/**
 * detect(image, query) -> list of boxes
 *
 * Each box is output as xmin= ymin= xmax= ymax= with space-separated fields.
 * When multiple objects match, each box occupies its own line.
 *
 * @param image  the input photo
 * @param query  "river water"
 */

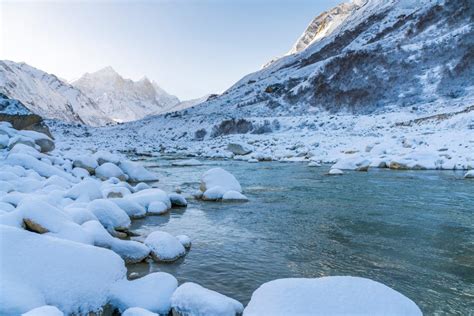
xmin=128 ymin=158 xmax=474 ymax=315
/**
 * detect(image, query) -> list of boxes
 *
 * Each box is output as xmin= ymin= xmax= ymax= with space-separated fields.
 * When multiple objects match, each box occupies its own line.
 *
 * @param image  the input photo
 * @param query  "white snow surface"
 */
xmin=243 ymin=276 xmax=422 ymax=316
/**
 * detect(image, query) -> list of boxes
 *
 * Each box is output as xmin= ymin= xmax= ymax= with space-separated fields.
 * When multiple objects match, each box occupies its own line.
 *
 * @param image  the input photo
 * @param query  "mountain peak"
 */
xmin=93 ymin=66 xmax=120 ymax=77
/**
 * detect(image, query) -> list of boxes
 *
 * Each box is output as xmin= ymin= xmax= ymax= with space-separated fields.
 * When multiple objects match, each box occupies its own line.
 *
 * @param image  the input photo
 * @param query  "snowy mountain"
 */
xmin=72 ymin=67 xmax=180 ymax=122
xmin=0 ymin=60 xmax=111 ymax=126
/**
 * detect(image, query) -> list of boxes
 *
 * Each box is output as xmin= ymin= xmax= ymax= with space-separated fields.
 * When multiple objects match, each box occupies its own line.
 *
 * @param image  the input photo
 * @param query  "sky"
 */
xmin=1 ymin=0 xmax=341 ymax=100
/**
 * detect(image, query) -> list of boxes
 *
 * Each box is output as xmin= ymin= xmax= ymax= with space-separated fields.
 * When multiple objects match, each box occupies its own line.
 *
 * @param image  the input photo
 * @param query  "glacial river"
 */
xmin=128 ymin=158 xmax=474 ymax=315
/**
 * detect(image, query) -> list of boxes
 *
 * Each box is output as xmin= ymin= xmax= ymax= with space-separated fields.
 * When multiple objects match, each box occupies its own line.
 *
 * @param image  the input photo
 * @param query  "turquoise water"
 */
xmin=129 ymin=159 xmax=474 ymax=315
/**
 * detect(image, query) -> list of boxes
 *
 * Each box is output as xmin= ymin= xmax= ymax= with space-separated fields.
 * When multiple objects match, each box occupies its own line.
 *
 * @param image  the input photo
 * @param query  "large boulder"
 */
xmin=200 ymin=168 xmax=242 ymax=193
xmin=243 ymin=277 xmax=422 ymax=316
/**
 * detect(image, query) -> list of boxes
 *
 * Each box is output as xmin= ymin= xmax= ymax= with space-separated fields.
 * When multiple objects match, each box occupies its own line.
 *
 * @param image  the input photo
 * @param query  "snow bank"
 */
xmin=144 ymin=231 xmax=186 ymax=262
xmin=122 ymin=307 xmax=158 ymax=316
xmin=243 ymin=276 xmax=422 ymax=316
xmin=171 ymin=282 xmax=244 ymax=316
xmin=0 ymin=225 xmax=126 ymax=315
xmin=109 ymin=272 xmax=177 ymax=314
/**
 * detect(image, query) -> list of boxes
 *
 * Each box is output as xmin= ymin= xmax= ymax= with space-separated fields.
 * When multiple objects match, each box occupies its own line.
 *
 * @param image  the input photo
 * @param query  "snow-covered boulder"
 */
xmin=171 ymin=282 xmax=244 ymax=316
xmin=21 ymin=305 xmax=63 ymax=316
xmin=93 ymin=151 xmax=121 ymax=165
xmin=119 ymin=161 xmax=158 ymax=182
xmin=227 ymin=142 xmax=253 ymax=155
xmin=109 ymin=272 xmax=177 ymax=314
xmin=72 ymin=156 xmax=98 ymax=174
xmin=222 ymin=190 xmax=248 ymax=202
xmin=0 ymin=225 xmax=126 ymax=315
xmin=87 ymin=199 xmax=131 ymax=230
xmin=308 ymin=161 xmax=321 ymax=167
xmin=176 ymin=234 xmax=192 ymax=249
xmin=18 ymin=130 xmax=55 ymax=153
xmin=129 ymin=188 xmax=171 ymax=209
xmin=144 ymin=231 xmax=186 ymax=262
xmin=169 ymin=193 xmax=188 ymax=207
xmin=328 ymin=168 xmax=343 ymax=175
xmin=243 ymin=277 xmax=422 ymax=316
xmin=147 ymin=201 xmax=169 ymax=215
xmin=464 ymin=170 xmax=474 ymax=179
xmin=200 ymin=168 xmax=242 ymax=193
xmin=82 ymin=220 xmax=149 ymax=263
xmin=95 ymin=163 xmax=127 ymax=181
xmin=171 ymin=159 xmax=203 ymax=166
xmin=111 ymin=198 xmax=147 ymax=219
xmin=65 ymin=178 xmax=102 ymax=202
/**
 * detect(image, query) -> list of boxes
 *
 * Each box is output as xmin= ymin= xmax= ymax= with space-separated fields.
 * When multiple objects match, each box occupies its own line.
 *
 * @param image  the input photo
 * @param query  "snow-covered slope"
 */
xmin=0 ymin=60 xmax=111 ymax=126
xmin=72 ymin=67 xmax=180 ymax=122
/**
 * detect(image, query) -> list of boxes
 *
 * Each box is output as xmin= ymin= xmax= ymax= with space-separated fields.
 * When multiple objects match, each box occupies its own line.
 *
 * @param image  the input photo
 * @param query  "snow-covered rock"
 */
xmin=119 ymin=160 xmax=158 ymax=182
xmin=87 ymin=199 xmax=131 ymax=230
xmin=328 ymin=168 xmax=343 ymax=175
xmin=147 ymin=201 xmax=169 ymax=215
xmin=200 ymin=168 xmax=242 ymax=193
xmin=72 ymin=156 xmax=98 ymax=174
xmin=227 ymin=142 xmax=253 ymax=155
xmin=171 ymin=282 xmax=244 ymax=316
xmin=243 ymin=277 xmax=422 ymax=316
xmin=169 ymin=193 xmax=188 ymax=207
xmin=129 ymin=188 xmax=171 ymax=209
xmin=144 ymin=231 xmax=186 ymax=262
xmin=222 ymin=190 xmax=248 ymax=201
xmin=111 ymin=198 xmax=147 ymax=219
xmin=109 ymin=272 xmax=178 ymax=314
xmin=176 ymin=234 xmax=192 ymax=249
xmin=464 ymin=170 xmax=474 ymax=179
xmin=95 ymin=162 xmax=127 ymax=181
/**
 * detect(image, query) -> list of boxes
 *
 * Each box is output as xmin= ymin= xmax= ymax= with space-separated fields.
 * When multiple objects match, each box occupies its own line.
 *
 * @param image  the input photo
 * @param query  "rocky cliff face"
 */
xmin=0 ymin=61 xmax=111 ymax=126
xmin=72 ymin=67 xmax=180 ymax=122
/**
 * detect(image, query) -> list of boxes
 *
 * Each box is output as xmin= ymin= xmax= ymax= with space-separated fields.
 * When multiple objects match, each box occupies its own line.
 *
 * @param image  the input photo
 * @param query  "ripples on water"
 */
xmin=129 ymin=159 xmax=474 ymax=314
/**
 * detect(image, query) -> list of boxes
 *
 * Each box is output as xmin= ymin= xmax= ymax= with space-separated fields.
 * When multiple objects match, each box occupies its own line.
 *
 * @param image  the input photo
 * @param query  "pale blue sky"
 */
xmin=1 ymin=0 xmax=341 ymax=100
